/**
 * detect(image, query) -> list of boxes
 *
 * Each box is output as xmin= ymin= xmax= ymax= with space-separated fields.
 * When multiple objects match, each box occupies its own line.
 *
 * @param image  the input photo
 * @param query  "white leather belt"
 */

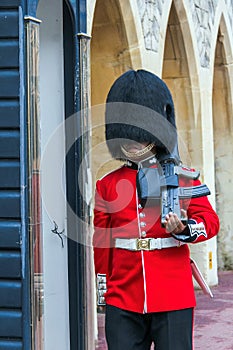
xmin=115 ymin=237 xmax=185 ymax=251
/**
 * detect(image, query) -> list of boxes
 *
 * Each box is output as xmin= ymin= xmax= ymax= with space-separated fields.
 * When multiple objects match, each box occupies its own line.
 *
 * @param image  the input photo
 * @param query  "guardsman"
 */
xmin=93 ymin=69 xmax=219 ymax=350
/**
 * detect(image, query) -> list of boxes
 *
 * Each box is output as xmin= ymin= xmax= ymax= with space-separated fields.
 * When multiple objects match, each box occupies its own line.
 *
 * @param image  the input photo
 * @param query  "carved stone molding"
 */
xmin=190 ymin=0 xmax=218 ymax=68
xmin=225 ymin=0 xmax=233 ymax=32
xmin=136 ymin=1 xmax=232 ymax=66
xmin=137 ymin=0 xmax=165 ymax=52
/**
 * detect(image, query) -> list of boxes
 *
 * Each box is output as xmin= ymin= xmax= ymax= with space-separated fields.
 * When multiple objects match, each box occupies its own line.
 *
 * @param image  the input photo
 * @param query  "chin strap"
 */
xmin=120 ymin=143 xmax=155 ymax=161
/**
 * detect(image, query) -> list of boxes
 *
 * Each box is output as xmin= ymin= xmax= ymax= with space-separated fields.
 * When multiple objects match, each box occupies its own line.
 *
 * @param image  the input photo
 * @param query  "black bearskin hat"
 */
xmin=105 ymin=69 xmax=180 ymax=161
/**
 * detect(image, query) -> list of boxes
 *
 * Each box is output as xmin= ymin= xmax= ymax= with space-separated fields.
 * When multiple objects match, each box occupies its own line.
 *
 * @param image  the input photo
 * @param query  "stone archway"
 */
xmin=213 ymin=18 xmax=233 ymax=270
xmin=161 ymin=2 xmax=219 ymax=283
xmin=162 ymin=2 xmax=198 ymax=167
xmin=91 ymin=0 xmax=132 ymax=106
xmin=91 ymin=0 xmax=141 ymax=180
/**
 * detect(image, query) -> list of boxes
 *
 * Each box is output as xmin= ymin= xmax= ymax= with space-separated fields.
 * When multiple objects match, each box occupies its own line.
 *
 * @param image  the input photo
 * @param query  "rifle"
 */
xmin=137 ymin=156 xmax=210 ymax=226
xmin=160 ymin=159 xmax=210 ymax=226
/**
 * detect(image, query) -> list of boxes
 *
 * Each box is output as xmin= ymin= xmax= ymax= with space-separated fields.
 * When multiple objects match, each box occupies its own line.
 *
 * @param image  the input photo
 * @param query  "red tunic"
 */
xmin=93 ymin=164 xmax=219 ymax=314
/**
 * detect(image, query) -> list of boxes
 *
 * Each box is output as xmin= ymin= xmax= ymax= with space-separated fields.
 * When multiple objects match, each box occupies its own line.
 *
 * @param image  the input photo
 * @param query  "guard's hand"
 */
xmin=164 ymin=209 xmax=187 ymax=234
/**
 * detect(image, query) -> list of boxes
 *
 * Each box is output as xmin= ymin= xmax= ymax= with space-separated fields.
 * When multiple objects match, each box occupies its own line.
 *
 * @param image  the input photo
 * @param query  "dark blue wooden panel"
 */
xmin=0 ymin=251 xmax=21 ymax=278
xmin=0 ymin=71 xmax=19 ymax=98
xmin=0 ymin=100 xmax=20 ymax=128
xmin=0 ymin=40 xmax=19 ymax=67
xmin=26 ymin=0 xmax=39 ymax=17
xmin=0 ymin=340 xmax=22 ymax=350
xmin=0 ymin=10 xmax=19 ymax=38
xmin=0 ymin=221 xmax=20 ymax=248
xmin=0 ymin=310 xmax=22 ymax=337
xmin=0 ymin=280 xmax=21 ymax=307
xmin=0 ymin=131 xmax=20 ymax=158
xmin=0 ymin=161 xmax=20 ymax=188
xmin=0 ymin=1 xmax=21 ymax=6
xmin=0 ymin=2 xmax=28 ymax=347
xmin=0 ymin=191 xmax=20 ymax=218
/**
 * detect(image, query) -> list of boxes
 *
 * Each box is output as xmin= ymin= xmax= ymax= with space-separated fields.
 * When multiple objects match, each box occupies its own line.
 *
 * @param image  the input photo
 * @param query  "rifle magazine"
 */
xmin=178 ymin=184 xmax=211 ymax=199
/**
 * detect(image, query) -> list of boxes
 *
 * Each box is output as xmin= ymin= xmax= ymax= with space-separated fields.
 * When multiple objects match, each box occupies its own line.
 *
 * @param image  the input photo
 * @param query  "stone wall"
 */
xmin=88 ymin=0 xmax=233 ymax=281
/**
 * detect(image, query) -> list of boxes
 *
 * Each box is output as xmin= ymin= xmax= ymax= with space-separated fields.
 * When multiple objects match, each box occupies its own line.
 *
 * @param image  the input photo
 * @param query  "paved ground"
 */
xmin=194 ymin=270 xmax=233 ymax=350
xmin=96 ymin=270 xmax=233 ymax=349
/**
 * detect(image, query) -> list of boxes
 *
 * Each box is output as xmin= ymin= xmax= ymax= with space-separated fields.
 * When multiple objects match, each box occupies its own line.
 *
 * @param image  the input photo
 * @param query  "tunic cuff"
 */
xmin=172 ymin=219 xmax=207 ymax=243
xmin=96 ymin=273 xmax=107 ymax=306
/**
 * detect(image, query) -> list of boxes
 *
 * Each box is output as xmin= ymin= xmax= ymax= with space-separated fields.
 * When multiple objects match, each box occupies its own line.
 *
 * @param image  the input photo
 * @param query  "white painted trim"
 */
xmin=37 ymin=1 xmax=70 ymax=349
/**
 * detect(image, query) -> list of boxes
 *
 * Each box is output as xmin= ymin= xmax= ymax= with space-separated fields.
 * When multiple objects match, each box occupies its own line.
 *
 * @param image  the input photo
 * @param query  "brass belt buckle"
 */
xmin=136 ymin=238 xmax=151 ymax=251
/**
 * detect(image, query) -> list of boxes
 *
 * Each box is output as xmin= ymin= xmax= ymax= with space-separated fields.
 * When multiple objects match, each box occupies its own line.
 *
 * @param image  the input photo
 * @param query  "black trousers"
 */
xmin=105 ymin=305 xmax=193 ymax=350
